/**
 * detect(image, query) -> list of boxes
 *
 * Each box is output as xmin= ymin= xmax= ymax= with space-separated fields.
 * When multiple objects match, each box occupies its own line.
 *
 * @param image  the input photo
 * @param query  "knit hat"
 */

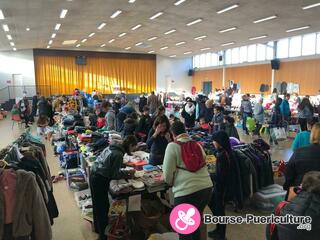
xmin=211 ymin=131 xmax=232 ymax=153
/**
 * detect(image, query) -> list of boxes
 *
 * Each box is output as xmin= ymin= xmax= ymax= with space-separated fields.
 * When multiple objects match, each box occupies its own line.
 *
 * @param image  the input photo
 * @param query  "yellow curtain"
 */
xmin=34 ymin=55 xmax=156 ymax=96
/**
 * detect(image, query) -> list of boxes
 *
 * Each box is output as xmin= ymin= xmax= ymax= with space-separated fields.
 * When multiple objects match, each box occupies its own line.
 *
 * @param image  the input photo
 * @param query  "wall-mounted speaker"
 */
xmin=219 ymin=55 xmax=223 ymax=62
xmin=271 ymin=59 xmax=280 ymax=70
xmin=188 ymin=69 xmax=194 ymax=76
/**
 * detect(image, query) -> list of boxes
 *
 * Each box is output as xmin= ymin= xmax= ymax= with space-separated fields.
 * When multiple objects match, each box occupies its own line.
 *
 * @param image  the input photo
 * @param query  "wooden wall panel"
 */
xmin=225 ymin=64 xmax=271 ymax=94
xmin=192 ymin=69 xmax=223 ymax=92
xmin=274 ymin=59 xmax=320 ymax=95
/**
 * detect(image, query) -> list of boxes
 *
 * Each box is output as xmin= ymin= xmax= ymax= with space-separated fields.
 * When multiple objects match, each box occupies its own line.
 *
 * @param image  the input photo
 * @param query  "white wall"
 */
xmin=0 ymin=49 xmax=35 ymax=89
xmin=156 ymin=55 xmax=193 ymax=93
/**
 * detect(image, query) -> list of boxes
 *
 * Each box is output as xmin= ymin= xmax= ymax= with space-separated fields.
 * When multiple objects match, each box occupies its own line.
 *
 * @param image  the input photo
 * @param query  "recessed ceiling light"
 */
xmin=216 ymin=4 xmax=239 ymax=14
xmin=13 ymin=48 xmax=16 ymax=51
xmin=169 ymin=55 xmax=177 ymax=58
xmin=148 ymin=36 xmax=158 ymax=41
xmin=219 ymin=27 xmax=237 ymax=33
xmin=253 ymin=15 xmax=277 ymax=24
xmin=51 ymin=33 xmax=56 ymax=38
xmin=97 ymin=23 xmax=106 ymax=30
xmin=110 ymin=10 xmax=122 ymax=19
xmin=174 ymin=0 xmax=186 ymax=6
xmin=108 ymin=39 xmax=115 ymax=43
xmin=164 ymin=29 xmax=176 ymax=35
xmin=100 ymin=44 xmax=106 ymax=47
xmin=89 ymin=32 xmax=95 ymax=37
xmin=302 ymin=2 xmax=320 ymax=10
xmin=48 ymin=40 xmax=53 ymax=45
xmin=176 ymin=41 xmax=186 ymax=46
xmin=221 ymin=42 xmax=235 ymax=46
xmin=10 ymin=42 xmax=15 ymax=46
xmin=125 ymin=47 xmax=131 ymax=50
xmin=26 ymin=27 xmax=30 ymax=31
xmin=186 ymin=18 xmax=202 ymax=26
xmin=63 ymin=40 xmax=77 ymax=45
xmin=129 ymin=0 xmax=136 ymax=3
xmin=149 ymin=12 xmax=163 ymax=20
xmin=184 ymin=51 xmax=192 ymax=55
xmin=60 ymin=9 xmax=68 ymax=18
xmin=135 ymin=42 xmax=143 ymax=46
xmin=0 ymin=9 xmax=5 ymax=19
xmin=160 ymin=46 xmax=168 ymax=50
xmin=148 ymin=50 xmax=155 ymax=53
xmin=6 ymin=35 xmax=12 ymax=40
xmin=286 ymin=25 xmax=310 ymax=32
xmin=55 ymin=23 xmax=61 ymax=30
xmin=81 ymin=38 xmax=87 ymax=43
xmin=2 ymin=24 xmax=9 ymax=32
xmin=201 ymin=47 xmax=211 ymax=51
xmin=118 ymin=32 xmax=127 ymax=37
xmin=131 ymin=24 xmax=142 ymax=30
xmin=76 ymin=44 xmax=80 ymax=47
xmin=46 ymin=46 xmax=50 ymax=49
xmin=249 ymin=35 xmax=268 ymax=40
xmin=194 ymin=35 xmax=207 ymax=40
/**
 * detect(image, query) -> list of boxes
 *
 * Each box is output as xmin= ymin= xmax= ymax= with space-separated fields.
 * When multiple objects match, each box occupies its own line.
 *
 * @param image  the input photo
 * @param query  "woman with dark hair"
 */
xmin=90 ymin=136 xmax=137 ymax=240
xmin=151 ymin=105 xmax=165 ymax=123
xmin=298 ymin=97 xmax=314 ymax=131
xmin=147 ymin=115 xmax=172 ymax=165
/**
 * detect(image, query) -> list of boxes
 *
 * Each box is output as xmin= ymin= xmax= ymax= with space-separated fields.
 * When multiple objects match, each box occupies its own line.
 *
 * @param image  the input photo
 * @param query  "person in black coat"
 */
xmin=284 ymin=123 xmax=320 ymax=191
xmin=146 ymin=115 xmax=172 ymax=165
xmin=30 ymin=92 xmax=39 ymax=122
xmin=90 ymin=136 xmax=137 ymax=240
xmin=122 ymin=112 xmax=138 ymax=138
xmin=223 ymin=115 xmax=240 ymax=140
xmin=208 ymin=131 xmax=239 ymax=240
xmin=136 ymin=106 xmax=152 ymax=141
xmin=139 ymin=94 xmax=147 ymax=113
xmin=181 ymin=98 xmax=196 ymax=129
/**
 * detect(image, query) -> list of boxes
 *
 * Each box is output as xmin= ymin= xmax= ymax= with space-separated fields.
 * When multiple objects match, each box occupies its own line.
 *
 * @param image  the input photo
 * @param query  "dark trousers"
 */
xmin=298 ymin=118 xmax=308 ymax=131
xmin=174 ymin=187 xmax=212 ymax=240
xmin=90 ymin=173 xmax=110 ymax=240
xmin=242 ymin=112 xmax=252 ymax=134
xmin=208 ymin=188 xmax=226 ymax=238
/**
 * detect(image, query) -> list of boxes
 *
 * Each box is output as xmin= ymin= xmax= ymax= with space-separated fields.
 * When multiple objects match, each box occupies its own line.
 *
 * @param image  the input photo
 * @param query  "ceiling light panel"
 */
xmin=125 ymin=47 xmax=131 ymax=50
xmin=131 ymin=24 xmax=142 ymax=30
xmin=176 ymin=41 xmax=186 ymax=46
xmin=100 ymin=44 xmax=106 ymax=47
xmin=2 ymin=24 xmax=9 ymax=32
xmin=13 ymin=48 xmax=16 ymax=51
xmin=221 ymin=42 xmax=235 ymax=46
xmin=97 ymin=23 xmax=106 ymax=30
xmin=201 ymin=47 xmax=211 ymax=51
xmin=109 ymin=39 xmax=115 ymax=43
xmin=149 ymin=12 xmax=163 ymax=20
xmin=302 ymin=2 xmax=320 ymax=10
xmin=76 ymin=44 xmax=80 ymax=47
xmin=51 ymin=33 xmax=56 ymax=38
xmin=286 ymin=25 xmax=310 ymax=32
xmin=135 ymin=42 xmax=143 ymax=46
xmin=118 ymin=32 xmax=127 ymax=37
xmin=0 ymin=10 xmax=5 ymax=19
xmin=10 ymin=42 xmax=14 ymax=46
xmin=186 ymin=18 xmax=202 ymax=26
xmin=184 ymin=51 xmax=192 ymax=54
xmin=194 ymin=35 xmax=206 ymax=40
xmin=63 ymin=40 xmax=77 ymax=45
xmin=217 ymin=4 xmax=239 ymax=14
xmin=169 ymin=55 xmax=177 ymax=57
xmin=89 ymin=32 xmax=95 ymax=37
xmin=249 ymin=35 xmax=267 ymax=40
xmin=26 ymin=28 xmax=30 ymax=31
xmin=129 ymin=0 xmax=136 ymax=3
xmin=219 ymin=27 xmax=237 ymax=33
xmin=81 ymin=39 xmax=87 ymax=43
xmin=253 ymin=15 xmax=277 ymax=23
xmin=60 ymin=9 xmax=68 ymax=18
xmin=48 ymin=40 xmax=53 ymax=45
xmin=160 ymin=46 xmax=168 ymax=50
xmin=174 ymin=0 xmax=186 ymax=6
xmin=6 ymin=35 xmax=12 ymax=40
xmin=46 ymin=46 xmax=50 ymax=49
xmin=55 ymin=24 xmax=61 ymax=30
xmin=148 ymin=50 xmax=155 ymax=53
xmin=164 ymin=29 xmax=176 ymax=35
xmin=110 ymin=10 xmax=122 ymax=19
xmin=148 ymin=36 xmax=158 ymax=41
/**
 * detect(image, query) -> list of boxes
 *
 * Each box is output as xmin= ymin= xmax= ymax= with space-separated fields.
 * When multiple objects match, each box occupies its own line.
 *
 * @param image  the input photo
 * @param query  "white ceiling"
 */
xmin=0 ymin=0 xmax=320 ymax=57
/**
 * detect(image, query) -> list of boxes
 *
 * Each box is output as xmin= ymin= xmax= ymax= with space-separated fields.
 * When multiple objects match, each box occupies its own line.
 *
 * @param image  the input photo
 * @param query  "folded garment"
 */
xmin=128 ymin=179 xmax=144 ymax=189
xmin=109 ymin=179 xmax=133 ymax=195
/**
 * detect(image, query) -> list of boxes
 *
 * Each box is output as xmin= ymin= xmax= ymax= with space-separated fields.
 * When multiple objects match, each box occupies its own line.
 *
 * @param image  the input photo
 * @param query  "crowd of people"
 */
xmin=8 ymin=88 xmax=320 ymax=240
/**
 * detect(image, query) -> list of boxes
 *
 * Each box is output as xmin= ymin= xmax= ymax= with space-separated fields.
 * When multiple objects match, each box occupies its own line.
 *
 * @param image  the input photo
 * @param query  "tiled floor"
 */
xmin=0 ymin=117 xmax=293 ymax=240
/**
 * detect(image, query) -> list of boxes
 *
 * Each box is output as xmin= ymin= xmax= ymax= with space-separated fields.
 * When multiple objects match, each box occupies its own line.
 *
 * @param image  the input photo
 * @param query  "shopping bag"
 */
xmin=259 ymin=125 xmax=268 ymax=136
xmin=271 ymin=127 xmax=287 ymax=141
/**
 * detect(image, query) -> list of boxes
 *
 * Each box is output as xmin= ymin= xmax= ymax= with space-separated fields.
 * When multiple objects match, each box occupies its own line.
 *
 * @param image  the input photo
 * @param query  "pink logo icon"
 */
xmin=169 ymin=204 xmax=201 ymax=235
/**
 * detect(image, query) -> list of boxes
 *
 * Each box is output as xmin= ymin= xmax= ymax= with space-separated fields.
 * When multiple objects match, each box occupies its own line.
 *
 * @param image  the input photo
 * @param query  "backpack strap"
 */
xmin=269 ymin=201 xmax=288 ymax=238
